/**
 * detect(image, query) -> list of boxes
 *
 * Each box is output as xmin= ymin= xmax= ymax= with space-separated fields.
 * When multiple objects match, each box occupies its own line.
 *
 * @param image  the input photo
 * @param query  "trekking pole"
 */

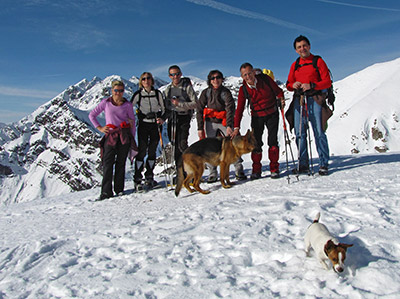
xmin=304 ymin=94 xmax=314 ymax=176
xmin=280 ymin=106 xmax=298 ymax=183
xmin=170 ymin=109 xmax=177 ymax=185
xmin=157 ymin=123 xmax=172 ymax=190
xmin=297 ymin=95 xmax=304 ymax=179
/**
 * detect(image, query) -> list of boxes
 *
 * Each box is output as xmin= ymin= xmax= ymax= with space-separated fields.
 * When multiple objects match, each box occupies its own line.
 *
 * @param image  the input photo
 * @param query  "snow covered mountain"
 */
xmin=328 ymin=57 xmax=400 ymax=155
xmin=0 ymin=75 xmax=167 ymax=204
xmin=1 ymin=57 xmax=400 ymax=203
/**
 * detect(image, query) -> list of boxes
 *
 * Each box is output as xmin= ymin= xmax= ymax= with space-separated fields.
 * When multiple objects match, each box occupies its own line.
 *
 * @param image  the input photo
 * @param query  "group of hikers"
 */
xmin=89 ymin=35 xmax=334 ymax=201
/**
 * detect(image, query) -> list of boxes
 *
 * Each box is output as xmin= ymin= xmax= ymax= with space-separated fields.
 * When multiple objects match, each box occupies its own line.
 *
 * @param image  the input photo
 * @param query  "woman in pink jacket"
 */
xmin=89 ymin=80 xmax=136 ymax=201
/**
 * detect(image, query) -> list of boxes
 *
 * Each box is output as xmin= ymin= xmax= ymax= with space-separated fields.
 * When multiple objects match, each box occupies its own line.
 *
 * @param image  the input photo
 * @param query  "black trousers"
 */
xmin=102 ymin=137 xmax=130 ymax=196
xmin=168 ymin=114 xmax=191 ymax=166
xmin=251 ymin=111 xmax=279 ymax=153
xmin=134 ymin=120 xmax=160 ymax=182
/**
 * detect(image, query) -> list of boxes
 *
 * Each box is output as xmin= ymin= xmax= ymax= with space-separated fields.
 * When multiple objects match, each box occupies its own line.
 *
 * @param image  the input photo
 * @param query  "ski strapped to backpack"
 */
xmin=294 ymin=55 xmax=335 ymax=111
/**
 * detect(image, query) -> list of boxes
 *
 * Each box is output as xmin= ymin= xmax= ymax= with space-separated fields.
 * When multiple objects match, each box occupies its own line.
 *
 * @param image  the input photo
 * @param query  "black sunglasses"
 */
xmin=113 ymin=89 xmax=124 ymax=93
xmin=141 ymin=76 xmax=152 ymax=81
xmin=210 ymin=75 xmax=222 ymax=80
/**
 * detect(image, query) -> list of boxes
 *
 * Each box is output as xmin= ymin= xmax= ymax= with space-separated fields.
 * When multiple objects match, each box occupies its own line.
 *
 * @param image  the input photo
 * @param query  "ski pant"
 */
xmin=294 ymin=95 xmax=329 ymax=168
xmin=101 ymin=136 xmax=130 ymax=197
xmin=204 ymin=120 xmax=244 ymax=177
xmin=168 ymin=114 xmax=191 ymax=167
xmin=251 ymin=111 xmax=280 ymax=173
xmin=134 ymin=120 xmax=160 ymax=183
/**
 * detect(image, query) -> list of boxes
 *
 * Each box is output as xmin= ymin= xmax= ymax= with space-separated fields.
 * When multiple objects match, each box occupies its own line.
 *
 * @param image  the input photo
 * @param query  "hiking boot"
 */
xmin=292 ymin=165 xmax=309 ymax=174
xmin=207 ymin=174 xmax=218 ymax=183
xmin=135 ymin=182 xmax=144 ymax=193
xmin=270 ymin=172 xmax=280 ymax=179
xmin=235 ymin=170 xmax=247 ymax=181
xmin=318 ymin=166 xmax=329 ymax=176
xmin=145 ymin=179 xmax=158 ymax=189
xmin=170 ymin=176 xmax=177 ymax=186
xmin=250 ymin=172 xmax=261 ymax=180
xmin=96 ymin=193 xmax=111 ymax=201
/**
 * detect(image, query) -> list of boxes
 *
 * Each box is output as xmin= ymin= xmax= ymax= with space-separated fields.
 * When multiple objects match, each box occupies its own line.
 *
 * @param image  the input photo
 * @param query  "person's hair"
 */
xmin=168 ymin=65 xmax=181 ymax=74
xmin=240 ymin=62 xmax=253 ymax=71
xmin=207 ymin=70 xmax=224 ymax=87
xmin=139 ymin=72 xmax=154 ymax=89
xmin=293 ymin=35 xmax=310 ymax=49
xmin=111 ymin=80 xmax=125 ymax=89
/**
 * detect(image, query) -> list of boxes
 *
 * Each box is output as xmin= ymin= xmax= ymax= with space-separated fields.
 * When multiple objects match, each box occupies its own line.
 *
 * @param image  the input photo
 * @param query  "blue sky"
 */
xmin=1 ymin=0 xmax=399 ymax=123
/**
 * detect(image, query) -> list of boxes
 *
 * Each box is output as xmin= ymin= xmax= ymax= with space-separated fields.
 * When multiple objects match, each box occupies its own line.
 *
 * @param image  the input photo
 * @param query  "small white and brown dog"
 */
xmin=304 ymin=212 xmax=353 ymax=273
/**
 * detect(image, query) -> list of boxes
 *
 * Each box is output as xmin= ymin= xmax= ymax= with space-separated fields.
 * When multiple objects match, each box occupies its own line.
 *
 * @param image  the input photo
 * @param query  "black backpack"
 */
xmin=294 ymin=55 xmax=335 ymax=111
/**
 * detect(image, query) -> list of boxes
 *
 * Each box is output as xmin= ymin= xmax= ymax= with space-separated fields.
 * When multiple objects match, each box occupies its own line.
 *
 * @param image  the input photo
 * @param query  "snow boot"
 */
xmin=269 ymin=146 xmax=280 ymax=179
xmin=134 ymin=160 xmax=145 ymax=182
xmin=234 ymin=160 xmax=247 ymax=181
xmin=319 ymin=166 xmax=328 ymax=176
xmin=251 ymin=151 xmax=262 ymax=179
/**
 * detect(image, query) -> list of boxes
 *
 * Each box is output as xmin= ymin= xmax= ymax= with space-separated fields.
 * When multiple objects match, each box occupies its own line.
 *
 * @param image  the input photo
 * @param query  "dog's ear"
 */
xmin=339 ymin=243 xmax=353 ymax=250
xmin=324 ymin=240 xmax=336 ymax=255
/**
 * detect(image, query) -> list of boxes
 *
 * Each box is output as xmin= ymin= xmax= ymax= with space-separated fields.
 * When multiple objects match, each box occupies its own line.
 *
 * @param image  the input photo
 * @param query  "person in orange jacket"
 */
xmin=197 ymin=70 xmax=246 ymax=182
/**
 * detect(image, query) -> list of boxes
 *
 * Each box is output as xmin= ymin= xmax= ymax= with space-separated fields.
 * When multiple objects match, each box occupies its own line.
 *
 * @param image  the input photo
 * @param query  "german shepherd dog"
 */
xmin=175 ymin=129 xmax=256 ymax=196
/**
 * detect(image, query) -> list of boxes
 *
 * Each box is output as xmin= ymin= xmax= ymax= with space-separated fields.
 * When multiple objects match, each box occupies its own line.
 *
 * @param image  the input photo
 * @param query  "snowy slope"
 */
xmin=328 ymin=57 xmax=400 ymax=155
xmin=0 ymin=153 xmax=399 ymax=298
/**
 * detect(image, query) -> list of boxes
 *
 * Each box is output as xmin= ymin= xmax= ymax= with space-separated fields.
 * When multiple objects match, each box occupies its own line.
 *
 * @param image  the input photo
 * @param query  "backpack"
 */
xmin=131 ymin=88 xmax=163 ymax=120
xmin=294 ymin=55 xmax=335 ymax=111
xmin=205 ymin=86 xmax=230 ymax=103
xmin=242 ymin=73 xmax=278 ymax=112
xmin=165 ymin=77 xmax=195 ymax=115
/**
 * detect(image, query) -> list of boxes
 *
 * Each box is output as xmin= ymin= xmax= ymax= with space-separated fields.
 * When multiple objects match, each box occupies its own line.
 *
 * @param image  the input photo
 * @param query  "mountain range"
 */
xmin=1 ymin=57 xmax=399 ymax=204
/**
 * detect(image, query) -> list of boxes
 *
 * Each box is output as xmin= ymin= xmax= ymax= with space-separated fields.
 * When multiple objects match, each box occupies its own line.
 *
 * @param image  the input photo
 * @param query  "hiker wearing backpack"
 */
xmin=164 ymin=65 xmax=198 ymax=175
xmin=131 ymin=72 xmax=167 ymax=192
xmin=232 ymin=63 xmax=285 ymax=180
xmin=196 ymin=70 xmax=246 ymax=183
xmin=286 ymin=35 xmax=331 ymax=176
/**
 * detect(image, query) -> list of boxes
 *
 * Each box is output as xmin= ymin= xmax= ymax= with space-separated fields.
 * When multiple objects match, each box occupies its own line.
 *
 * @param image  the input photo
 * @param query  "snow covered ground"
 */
xmin=1 ymin=152 xmax=400 ymax=298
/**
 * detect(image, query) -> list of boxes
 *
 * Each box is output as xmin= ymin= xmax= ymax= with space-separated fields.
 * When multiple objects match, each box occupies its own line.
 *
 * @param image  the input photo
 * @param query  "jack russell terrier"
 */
xmin=304 ymin=212 xmax=353 ymax=273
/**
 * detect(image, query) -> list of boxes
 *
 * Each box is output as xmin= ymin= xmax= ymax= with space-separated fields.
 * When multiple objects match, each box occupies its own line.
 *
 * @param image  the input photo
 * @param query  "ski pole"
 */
xmin=158 ymin=123 xmax=172 ymax=190
xmin=297 ymin=95 xmax=304 ymax=179
xmin=304 ymin=94 xmax=314 ymax=176
xmin=171 ymin=109 xmax=177 ymax=175
xmin=280 ymin=106 xmax=298 ymax=183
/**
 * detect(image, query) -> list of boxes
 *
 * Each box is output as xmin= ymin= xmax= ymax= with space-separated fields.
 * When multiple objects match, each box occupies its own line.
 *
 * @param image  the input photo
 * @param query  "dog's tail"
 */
xmin=313 ymin=212 xmax=321 ymax=223
xmin=174 ymin=156 xmax=184 ymax=197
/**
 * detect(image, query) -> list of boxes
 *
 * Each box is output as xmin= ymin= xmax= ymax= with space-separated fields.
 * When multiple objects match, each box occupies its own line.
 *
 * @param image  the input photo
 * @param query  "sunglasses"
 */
xmin=211 ymin=75 xmax=222 ymax=80
xmin=113 ymin=89 xmax=124 ymax=93
xmin=141 ymin=77 xmax=152 ymax=81
xmin=169 ymin=72 xmax=181 ymax=77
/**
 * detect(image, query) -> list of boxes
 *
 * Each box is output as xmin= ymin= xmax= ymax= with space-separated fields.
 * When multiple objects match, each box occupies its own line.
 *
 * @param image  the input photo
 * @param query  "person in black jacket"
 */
xmin=131 ymin=72 xmax=167 ymax=191
xmin=197 ymin=70 xmax=246 ymax=182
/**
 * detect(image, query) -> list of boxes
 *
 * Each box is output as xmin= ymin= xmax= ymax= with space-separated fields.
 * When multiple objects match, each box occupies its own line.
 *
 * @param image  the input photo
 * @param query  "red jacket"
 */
xmin=286 ymin=54 xmax=331 ymax=92
xmin=234 ymin=75 xmax=283 ymax=129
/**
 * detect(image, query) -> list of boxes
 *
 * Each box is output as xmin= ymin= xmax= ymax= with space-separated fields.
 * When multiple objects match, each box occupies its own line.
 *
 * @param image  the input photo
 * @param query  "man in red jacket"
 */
xmin=232 ymin=63 xmax=285 ymax=179
xmin=286 ymin=35 xmax=331 ymax=175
